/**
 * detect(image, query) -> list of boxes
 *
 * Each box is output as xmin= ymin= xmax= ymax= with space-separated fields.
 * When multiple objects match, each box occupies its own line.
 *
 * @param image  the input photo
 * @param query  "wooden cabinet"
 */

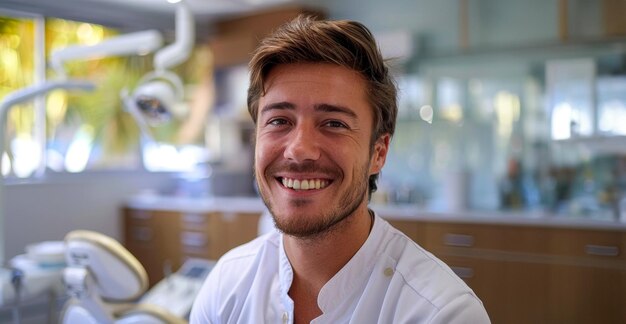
xmin=402 ymin=221 xmax=626 ymax=324
xmin=209 ymin=6 xmax=325 ymax=67
xmin=123 ymin=207 xmax=260 ymax=286
xmin=123 ymin=209 xmax=181 ymax=287
xmin=122 ymin=205 xmax=626 ymax=322
xmin=178 ymin=211 xmax=261 ymax=260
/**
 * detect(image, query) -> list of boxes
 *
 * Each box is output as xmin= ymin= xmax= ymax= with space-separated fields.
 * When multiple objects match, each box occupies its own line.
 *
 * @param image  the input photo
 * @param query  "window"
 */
xmin=45 ymin=18 xmax=151 ymax=173
xmin=0 ymin=16 xmax=36 ymax=177
xmin=1 ymin=14 xmax=212 ymax=177
xmin=597 ymin=76 xmax=626 ymax=136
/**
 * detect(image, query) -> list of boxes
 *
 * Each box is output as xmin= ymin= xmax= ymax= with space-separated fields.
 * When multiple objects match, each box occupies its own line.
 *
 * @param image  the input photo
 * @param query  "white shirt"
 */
xmin=190 ymin=214 xmax=490 ymax=323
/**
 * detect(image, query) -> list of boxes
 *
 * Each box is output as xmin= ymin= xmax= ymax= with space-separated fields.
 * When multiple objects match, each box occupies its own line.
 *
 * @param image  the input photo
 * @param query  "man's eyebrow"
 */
xmin=315 ymin=103 xmax=358 ymax=120
xmin=260 ymin=102 xmax=358 ymax=120
xmin=260 ymin=102 xmax=295 ymax=115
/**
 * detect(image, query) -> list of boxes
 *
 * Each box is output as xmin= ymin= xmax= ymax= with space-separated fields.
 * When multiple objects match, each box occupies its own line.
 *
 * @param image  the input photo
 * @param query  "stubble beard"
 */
xmin=256 ymin=160 xmax=370 ymax=240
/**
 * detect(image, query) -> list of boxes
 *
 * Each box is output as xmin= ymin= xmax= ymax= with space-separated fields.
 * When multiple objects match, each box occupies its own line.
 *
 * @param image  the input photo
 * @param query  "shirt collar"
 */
xmin=277 ymin=212 xmax=388 ymax=314
xmin=279 ymin=235 xmax=295 ymax=313
xmin=316 ymin=212 xmax=386 ymax=311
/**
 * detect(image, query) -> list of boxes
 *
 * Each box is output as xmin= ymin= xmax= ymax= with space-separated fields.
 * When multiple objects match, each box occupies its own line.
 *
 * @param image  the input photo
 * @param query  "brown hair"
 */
xmin=247 ymin=15 xmax=398 ymax=196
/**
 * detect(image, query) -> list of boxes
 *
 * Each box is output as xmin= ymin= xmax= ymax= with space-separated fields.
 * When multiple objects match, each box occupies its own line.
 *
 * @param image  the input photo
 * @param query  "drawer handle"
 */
xmin=444 ymin=234 xmax=474 ymax=247
xmin=182 ymin=213 xmax=207 ymax=225
xmin=181 ymin=232 xmax=208 ymax=247
xmin=221 ymin=212 xmax=236 ymax=222
xmin=585 ymin=244 xmax=619 ymax=257
xmin=131 ymin=211 xmax=152 ymax=220
xmin=451 ymin=266 xmax=474 ymax=279
xmin=132 ymin=227 xmax=152 ymax=241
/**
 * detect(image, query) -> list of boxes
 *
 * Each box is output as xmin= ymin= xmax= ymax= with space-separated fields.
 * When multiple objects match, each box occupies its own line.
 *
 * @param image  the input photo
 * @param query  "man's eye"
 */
xmin=325 ymin=120 xmax=347 ymax=128
xmin=268 ymin=118 xmax=288 ymax=126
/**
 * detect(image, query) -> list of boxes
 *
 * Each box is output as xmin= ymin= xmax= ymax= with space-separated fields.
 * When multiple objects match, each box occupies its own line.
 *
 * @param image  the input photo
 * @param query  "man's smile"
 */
xmin=278 ymin=177 xmax=331 ymax=190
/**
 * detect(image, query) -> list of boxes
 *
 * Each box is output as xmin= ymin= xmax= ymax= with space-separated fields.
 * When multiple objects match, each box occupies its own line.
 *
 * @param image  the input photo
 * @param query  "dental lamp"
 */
xmin=51 ymin=0 xmax=194 ymax=131
xmin=122 ymin=0 xmax=194 ymax=132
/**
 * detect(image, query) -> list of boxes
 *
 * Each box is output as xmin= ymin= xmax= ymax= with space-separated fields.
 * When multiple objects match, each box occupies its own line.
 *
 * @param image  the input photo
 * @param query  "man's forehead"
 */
xmin=257 ymin=62 xmax=372 ymax=123
xmin=263 ymin=63 xmax=364 ymax=90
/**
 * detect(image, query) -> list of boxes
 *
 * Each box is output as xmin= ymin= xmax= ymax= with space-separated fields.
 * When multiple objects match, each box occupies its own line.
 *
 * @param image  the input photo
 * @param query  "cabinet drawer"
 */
xmin=549 ymin=228 xmax=626 ymax=260
xmin=423 ymin=223 xmax=554 ymax=255
xmin=425 ymin=223 xmax=588 ymax=256
xmin=425 ymin=222 xmax=626 ymax=265
xmin=127 ymin=209 xmax=153 ymax=221
xmin=125 ymin=209 xmax=180 ymax=228
xmin=181 ymin=231 xmax=209 ymax=248
xmin=128 ymin=226 xmax=154 ymax=243
xmin=180 ymin=231 xmax=220 ymax=259
xmin=423 ymin=223 xmax=496 ymax=251
xmin=180 ymin=212 xmax=216 ymax=230
xmin=125 ymin=210 xmax=155 ymax=229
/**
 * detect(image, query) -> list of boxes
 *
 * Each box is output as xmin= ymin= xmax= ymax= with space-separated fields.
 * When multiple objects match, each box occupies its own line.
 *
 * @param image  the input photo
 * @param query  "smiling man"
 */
xmin=190 ymin=16 xmax=490 ymax=324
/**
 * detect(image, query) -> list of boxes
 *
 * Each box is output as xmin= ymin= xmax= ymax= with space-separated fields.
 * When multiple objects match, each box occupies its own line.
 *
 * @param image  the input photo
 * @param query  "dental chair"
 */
xmin=61 ymin=230 xmax=186 ymax=324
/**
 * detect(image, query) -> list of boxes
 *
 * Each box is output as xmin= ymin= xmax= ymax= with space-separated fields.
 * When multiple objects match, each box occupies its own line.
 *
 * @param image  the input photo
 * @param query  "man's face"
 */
xmin=254 ymin=63 xmax=389 ymax=238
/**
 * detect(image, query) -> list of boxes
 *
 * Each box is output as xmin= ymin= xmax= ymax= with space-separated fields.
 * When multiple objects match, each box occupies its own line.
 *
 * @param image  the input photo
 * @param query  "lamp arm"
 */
xmin=0 ymin=80 xmax=96 ymax=174
xmin=49 ymin=30 xmax=163 ymax=78
xmin=154 ymin=1 xmax=194 ymax=71
xmin=0 ymin=80 xmax=95 ymax=117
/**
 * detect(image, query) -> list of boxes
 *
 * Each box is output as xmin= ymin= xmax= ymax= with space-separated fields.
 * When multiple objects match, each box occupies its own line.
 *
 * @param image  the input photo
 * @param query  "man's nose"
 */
xmin=283 ymin=125 xmax=320 ymax=162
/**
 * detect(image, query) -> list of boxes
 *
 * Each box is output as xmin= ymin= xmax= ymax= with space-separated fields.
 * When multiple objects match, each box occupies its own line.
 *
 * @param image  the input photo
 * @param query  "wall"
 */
xmin=303 ymin=0 xmax=605 ymax=55
xmin=304 ymin=0 xmax=461 ymax=53
xmin=3 ymin=171 xmax=175 ymax=260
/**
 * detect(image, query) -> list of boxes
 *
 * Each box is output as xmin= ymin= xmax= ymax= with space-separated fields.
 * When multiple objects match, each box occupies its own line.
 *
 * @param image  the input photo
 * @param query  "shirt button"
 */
xmin=282 ymin=312 xmax=289 ymax=323
xmin=384 ymin=267 xmax=394 ymax=277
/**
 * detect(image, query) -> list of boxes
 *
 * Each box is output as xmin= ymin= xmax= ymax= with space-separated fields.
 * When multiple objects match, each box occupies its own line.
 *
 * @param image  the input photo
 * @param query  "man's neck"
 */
xmin=283 ymin=202 xmax=373 ymax=322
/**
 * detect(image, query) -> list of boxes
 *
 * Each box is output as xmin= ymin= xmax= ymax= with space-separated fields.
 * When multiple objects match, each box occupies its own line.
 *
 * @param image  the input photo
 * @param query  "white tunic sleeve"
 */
xmin=427 ymin=293 xmax=491 ymax=324
xmin=189 ymin=260 xmax=221 ymax=324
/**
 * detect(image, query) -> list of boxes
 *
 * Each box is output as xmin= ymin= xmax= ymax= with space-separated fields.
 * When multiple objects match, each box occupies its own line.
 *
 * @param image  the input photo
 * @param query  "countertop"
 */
xmin=125 ymin=194 xmax=626 ymax=231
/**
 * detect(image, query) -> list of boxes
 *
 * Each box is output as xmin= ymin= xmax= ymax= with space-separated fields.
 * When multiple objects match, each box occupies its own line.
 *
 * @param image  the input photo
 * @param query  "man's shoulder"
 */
xmin=190 ymin=231 xmax=282 ymax=323
xmin=202 ymin=231 xmax=281 ymax=298
xmin=382 ymin=223 xmax=483 ymax=310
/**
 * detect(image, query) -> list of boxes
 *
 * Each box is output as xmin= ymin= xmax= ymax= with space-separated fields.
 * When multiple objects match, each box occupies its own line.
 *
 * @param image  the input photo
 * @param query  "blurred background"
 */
xmin=1 ymin=0 xmax=626 ymax=323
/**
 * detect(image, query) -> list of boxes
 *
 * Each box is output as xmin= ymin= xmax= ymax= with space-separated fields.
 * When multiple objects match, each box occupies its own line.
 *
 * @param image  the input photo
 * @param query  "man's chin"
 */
xmin=275 ymin=220 xmax=334 ymax=239
xmin=272 ymin=207 xmax=356 ymax=239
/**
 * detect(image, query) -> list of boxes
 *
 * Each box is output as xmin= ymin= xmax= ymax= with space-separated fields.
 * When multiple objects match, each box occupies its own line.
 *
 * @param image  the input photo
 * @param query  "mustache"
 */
xmin=266 ymin=160 xmax=340 ymax=177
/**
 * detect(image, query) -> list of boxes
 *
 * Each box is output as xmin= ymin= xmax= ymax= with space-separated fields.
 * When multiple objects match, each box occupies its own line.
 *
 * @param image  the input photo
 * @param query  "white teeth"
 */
xmin=281 ymin=178 xmax=328 ymax=190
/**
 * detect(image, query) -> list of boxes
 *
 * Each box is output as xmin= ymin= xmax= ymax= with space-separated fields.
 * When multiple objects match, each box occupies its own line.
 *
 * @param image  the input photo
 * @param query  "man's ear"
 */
xmin=369 ymin=134 xmax=390 ymax=175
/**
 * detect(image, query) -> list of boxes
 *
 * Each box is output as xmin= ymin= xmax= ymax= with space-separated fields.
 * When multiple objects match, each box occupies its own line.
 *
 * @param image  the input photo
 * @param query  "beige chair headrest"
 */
xmin=65 ymin=230 xmax=149 ymax=301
